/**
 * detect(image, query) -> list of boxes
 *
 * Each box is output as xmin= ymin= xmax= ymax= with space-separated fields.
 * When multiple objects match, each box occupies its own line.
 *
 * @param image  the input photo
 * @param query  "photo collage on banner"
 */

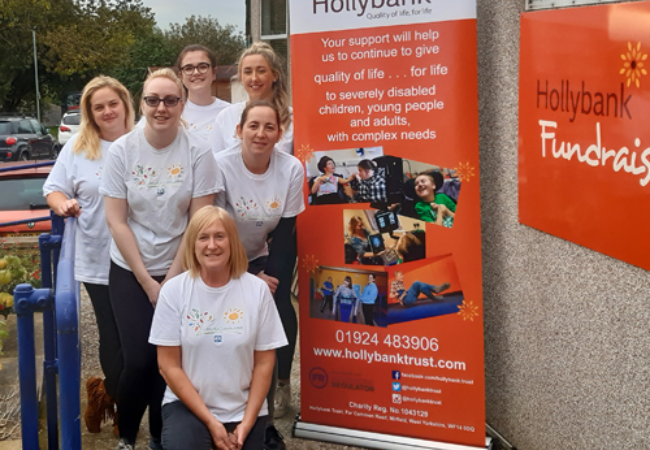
xmin=519 ymin=2 xmax=650 ymax=271
xmin=291 ymin=0 xmax=485 ymax=447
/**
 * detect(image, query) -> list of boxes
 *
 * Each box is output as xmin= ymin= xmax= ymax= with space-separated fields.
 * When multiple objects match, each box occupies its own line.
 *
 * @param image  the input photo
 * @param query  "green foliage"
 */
xmin=0 ymin=242 xmax=42 ymax=319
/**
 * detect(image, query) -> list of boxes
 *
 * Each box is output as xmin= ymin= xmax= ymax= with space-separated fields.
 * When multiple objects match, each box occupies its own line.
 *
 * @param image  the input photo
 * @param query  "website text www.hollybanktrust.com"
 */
xmin=313 ymin=347 xmax=467 ymax=371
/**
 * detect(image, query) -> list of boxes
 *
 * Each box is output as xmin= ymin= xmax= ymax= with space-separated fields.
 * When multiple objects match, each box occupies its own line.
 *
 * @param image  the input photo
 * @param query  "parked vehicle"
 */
xmin=0 ymin=117 xmax=60 ymax=162
xmin=0 ymin=162 xmax=52 ymax=236
xmin=58 ymin=111 xmax=81 ymax=146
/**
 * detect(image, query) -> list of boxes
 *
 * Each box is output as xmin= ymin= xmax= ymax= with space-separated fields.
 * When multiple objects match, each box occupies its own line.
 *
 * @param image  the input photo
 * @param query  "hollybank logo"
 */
xmin=535 ymin=41 xmax=650 ymax=188
xmin=309 ymin=367 xmax=328 ymax=389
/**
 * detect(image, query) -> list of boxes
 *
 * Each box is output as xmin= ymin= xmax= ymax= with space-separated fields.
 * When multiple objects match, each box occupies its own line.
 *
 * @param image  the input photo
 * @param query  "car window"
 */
xmin=62 ymin=114 xmax=81 ymax=125
xmin=17 ymin=120 xmax=34 ymax=134
xmin=0 ymin=177 xmax=47 ymax=211
xmin=30 ymin=119 xmax=43 ymax=134
xmin=0 ymin=122 xmax=11 ymax=134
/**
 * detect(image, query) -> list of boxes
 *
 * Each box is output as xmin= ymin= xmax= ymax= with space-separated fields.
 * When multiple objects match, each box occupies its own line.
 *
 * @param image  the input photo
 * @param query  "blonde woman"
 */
xmin=43 ymin=76 xmax=134 ymax=434
xmin=209 ymin=42 xmax=293 ymax=155
xmin=150 ymin=206 xmax=286 ymax=450
xmin=100 ymin=69 xmax=222 ymax=450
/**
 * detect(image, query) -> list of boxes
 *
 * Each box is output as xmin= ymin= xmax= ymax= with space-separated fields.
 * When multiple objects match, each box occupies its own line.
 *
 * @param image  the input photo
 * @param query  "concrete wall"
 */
xmin=477 ymin=1 xmax=650 ymax=449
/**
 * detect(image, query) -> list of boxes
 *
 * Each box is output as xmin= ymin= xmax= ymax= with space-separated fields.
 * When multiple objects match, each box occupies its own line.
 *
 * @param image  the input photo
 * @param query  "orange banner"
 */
xmin=291 ymin=1 xmax=485 ymax=446
xmin=519 ymin=2 xmax=650 ymax=270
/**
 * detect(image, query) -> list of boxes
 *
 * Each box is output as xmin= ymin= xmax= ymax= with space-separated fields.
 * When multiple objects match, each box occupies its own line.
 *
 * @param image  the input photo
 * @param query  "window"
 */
xmin=261 ymin=0 xmax=287 ymax=38
xmin=0 ymin=122 xmax=11 ymax=134
xmin=17 ymin=120 xmax=34 ymax=134
xmin=62 ymin=114 xmax=81 ymax=126
xmin=0 ymin=177 xmax=47 ymax=211
xmin=30 ymin=119 xmax=43 ymax=134
xmin=526 ymin=0 xmax=619 ymax=10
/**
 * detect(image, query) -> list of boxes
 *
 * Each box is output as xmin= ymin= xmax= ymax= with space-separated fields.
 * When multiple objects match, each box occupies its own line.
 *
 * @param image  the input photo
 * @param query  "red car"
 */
xmin=0 ymin=162 xmax=52 ymax=237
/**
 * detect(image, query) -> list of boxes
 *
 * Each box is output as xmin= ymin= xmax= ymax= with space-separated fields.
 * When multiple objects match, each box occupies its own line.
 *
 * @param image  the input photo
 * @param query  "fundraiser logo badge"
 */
xmin=309 ymin=367 xmax=328 ymax=389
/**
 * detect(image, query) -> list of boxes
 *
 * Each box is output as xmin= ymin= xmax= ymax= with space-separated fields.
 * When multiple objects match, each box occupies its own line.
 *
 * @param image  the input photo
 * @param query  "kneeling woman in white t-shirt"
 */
xmin=100 ymin=68 xmax=222 ymax=450
xmin=214 ymin=100 xmax=304 ymax=423
xmin=150 ymin=206 xmax=287 ymax=450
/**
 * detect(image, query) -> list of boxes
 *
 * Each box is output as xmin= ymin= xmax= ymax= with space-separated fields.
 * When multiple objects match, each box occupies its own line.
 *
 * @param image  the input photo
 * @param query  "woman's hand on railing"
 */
xmin=54 ymin=198 xmax=81 ymax=217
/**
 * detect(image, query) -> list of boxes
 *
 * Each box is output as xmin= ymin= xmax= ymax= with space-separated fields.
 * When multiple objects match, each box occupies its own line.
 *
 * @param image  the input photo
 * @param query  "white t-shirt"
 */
xmin=149 ymin=271 xmax=287 ymax=423
xmin=208 ymin=102 xmax=294 ymax=155
xmin=42 ymin=135 xmax=112 ymax=284
xmin=215 ymin=146 xmax=305 ymax=261
xmin=99 ymin=127 xmax=223 ymax=276
xmin=182 ymin=98 xmax=230 ymax=141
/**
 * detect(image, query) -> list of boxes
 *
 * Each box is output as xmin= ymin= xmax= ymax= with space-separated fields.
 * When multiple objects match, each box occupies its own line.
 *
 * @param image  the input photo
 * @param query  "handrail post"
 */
xmin=14 ymin=284 xmax=54 ymax=450
xmin=40 ymin=215 xmax=63 ymax=450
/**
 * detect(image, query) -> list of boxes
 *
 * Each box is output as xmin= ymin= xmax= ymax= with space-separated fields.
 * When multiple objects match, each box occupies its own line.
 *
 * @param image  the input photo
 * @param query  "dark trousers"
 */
xmin=84 ymin=282 xmax=123 ymax=399
xmin=161 ymin=401 xmax=268 ymax=450
xmin=109 ymin=262 xmax=167 ymax=445
xmin=362 ymin=303 xmax=375 ymax=326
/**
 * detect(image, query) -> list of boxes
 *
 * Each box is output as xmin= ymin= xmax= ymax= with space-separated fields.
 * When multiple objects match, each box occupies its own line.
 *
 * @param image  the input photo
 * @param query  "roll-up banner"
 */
xmin=519 ymin=2 xmax=650 ymax=271
xmin=290 ymin=1 xmax=485 ymax=448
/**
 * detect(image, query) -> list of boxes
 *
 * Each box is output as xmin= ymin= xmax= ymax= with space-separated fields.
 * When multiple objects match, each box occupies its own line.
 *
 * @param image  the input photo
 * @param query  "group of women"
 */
xmin=43 ymin=42 xmax=301 ymax=450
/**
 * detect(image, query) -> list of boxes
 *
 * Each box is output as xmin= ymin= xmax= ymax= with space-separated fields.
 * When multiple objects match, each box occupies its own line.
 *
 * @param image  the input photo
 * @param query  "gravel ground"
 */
xmin=79 ymin=286 xmax=364 ymax=450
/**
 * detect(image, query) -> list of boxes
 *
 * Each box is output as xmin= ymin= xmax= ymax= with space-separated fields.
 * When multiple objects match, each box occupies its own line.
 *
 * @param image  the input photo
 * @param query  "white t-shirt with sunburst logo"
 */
xmin=100 ymin=127 xmax=223 ymax=275
xmin=149 ymin=271 xmax=287 ymax=423
xmin=214 ymin=146 xmax=305 ymax=261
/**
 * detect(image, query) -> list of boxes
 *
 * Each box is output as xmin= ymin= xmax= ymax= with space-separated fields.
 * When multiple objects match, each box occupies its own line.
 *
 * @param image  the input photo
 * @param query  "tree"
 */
xmin=165 ymin=15 xmax=245 ymax=66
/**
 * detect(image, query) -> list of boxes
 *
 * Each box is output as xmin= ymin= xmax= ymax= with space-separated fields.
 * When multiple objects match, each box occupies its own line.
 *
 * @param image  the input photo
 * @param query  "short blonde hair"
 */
xmin=183 ymin=206 xmax=248 ymax=279
xmin=141 ymin=68 xmax=185 ymax=125
xmin=74 ymin=76 xmax=134 ymax=160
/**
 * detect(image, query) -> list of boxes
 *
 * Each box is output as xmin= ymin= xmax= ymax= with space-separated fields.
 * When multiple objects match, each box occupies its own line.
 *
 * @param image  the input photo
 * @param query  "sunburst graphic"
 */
xmin=295 ymin=144 xmax=315 ymax=163
xmin=223 ymin=307 xmax=244 ymax=324
xmin=266 ymin=197 xmax=282 ymax=212
xmin=167 ymin=163 xmax=184 ymax=178
xmin=620 ymin=42 xmax=648 ymax=88
xmin=301 ymin=254 xmax=319 ymax=274
xmin=454 ymin=162 xmax=475 ymax=182
xmin=457 ymin=300 xmax=479 ymax=322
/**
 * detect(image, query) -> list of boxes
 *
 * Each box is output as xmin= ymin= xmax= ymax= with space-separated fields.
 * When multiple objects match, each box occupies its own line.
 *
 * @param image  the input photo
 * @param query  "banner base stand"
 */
xmin=292 ymin=415 xmax=492 ymax=450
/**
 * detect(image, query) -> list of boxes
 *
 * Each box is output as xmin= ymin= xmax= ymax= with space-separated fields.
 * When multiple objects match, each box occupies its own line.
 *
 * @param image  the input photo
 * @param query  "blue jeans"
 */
xmin=402 ymin=281 xmax=440 ymax=306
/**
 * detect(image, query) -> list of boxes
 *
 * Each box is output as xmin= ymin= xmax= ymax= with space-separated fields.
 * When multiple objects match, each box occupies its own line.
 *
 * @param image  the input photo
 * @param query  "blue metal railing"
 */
xmin=10 ymin=215 xmax=80 ymax=449
xmin=0 ymin=161 xmax=55 ymax=173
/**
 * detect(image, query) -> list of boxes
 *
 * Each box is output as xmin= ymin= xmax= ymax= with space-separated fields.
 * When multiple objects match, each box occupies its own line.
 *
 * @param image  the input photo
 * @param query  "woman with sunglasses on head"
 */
xmin=149 ymin=206 xmax=287 ymax=450
xmin=215 ymin=100 xmax=304 ymax=448
xmin=44 ymin=76 xmax=134 ymax=435
xmin=100 ymin=68 xmax=222 ymax=450
xmin=176 ymin=44 xmax=229 ymax=140
xmin=209 ymin=42 xmax=292 ymax=155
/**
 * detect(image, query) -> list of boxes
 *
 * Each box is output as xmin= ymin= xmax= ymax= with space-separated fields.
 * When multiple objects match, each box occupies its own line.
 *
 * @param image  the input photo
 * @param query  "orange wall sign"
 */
xmin=519 ymin=3 xmax=650 ymax=270
xmin=290 ymin=1 xmax=485 ymax=447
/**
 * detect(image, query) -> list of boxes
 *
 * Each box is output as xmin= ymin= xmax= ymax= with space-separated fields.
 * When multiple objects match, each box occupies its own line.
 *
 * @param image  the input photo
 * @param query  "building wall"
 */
xmin=478 ymin=1 xmax=649 ymax=449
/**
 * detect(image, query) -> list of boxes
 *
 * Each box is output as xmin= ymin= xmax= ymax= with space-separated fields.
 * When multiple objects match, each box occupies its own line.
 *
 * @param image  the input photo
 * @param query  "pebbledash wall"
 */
xmin=478 ymin=1 xmax=649 ymax=449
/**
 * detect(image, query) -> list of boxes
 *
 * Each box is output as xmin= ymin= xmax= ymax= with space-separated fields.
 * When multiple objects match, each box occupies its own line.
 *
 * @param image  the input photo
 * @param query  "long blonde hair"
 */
xmin=73 ymin=76 xmax=134 ymax=160
xmin=237 ymin=42 xmax=291 ymax=132
xmin=141 ymin=68 xmax=186 ymax=127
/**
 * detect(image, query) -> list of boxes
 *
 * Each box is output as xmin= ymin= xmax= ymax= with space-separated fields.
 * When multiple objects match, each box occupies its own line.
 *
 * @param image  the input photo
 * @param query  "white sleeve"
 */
xmin=98 ymin=143 xmax=127 ymax=199
xmin=255 ymin=284 xmax=288 ymax=351
xmin=209 ymin=116 xmax=227 ymax=156
xmin=282 ymin=158 xmax=306 ymax=218
xmin=43 ymin=141 xmax=74 ymax=198
xmin=149 ymin=280 xmax=183 ymax=346
xmin=192 ymin=146 xmax=223 ymax=198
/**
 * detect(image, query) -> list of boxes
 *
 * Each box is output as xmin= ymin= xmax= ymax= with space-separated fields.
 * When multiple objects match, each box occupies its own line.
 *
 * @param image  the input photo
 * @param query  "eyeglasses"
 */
xmin=180 ymin=63 xmax=212 ymax=75
xmin=143 ymin=96 xmax=182 ymax=108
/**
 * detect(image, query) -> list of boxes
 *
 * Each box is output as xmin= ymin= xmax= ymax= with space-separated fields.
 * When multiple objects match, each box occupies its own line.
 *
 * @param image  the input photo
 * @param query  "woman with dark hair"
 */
xmin=214 ymin=100 xmax=304 ymax=445
xmin=150 ymin=206 xmax=287 ymax=450
xmin=100 ymin=68 xmax=222 ymax=450
xmin=44 ymin=75 xmax=135 ymax=434
xmin=210 ymin=42 xmax=292 ymax=154
xmin=176 ymin=44 xmax=230 ymax=140
xmin=333 ymin=276 xmax=360 ymax=323
xmin=310 ymin=156 xmax=355 ymax=204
